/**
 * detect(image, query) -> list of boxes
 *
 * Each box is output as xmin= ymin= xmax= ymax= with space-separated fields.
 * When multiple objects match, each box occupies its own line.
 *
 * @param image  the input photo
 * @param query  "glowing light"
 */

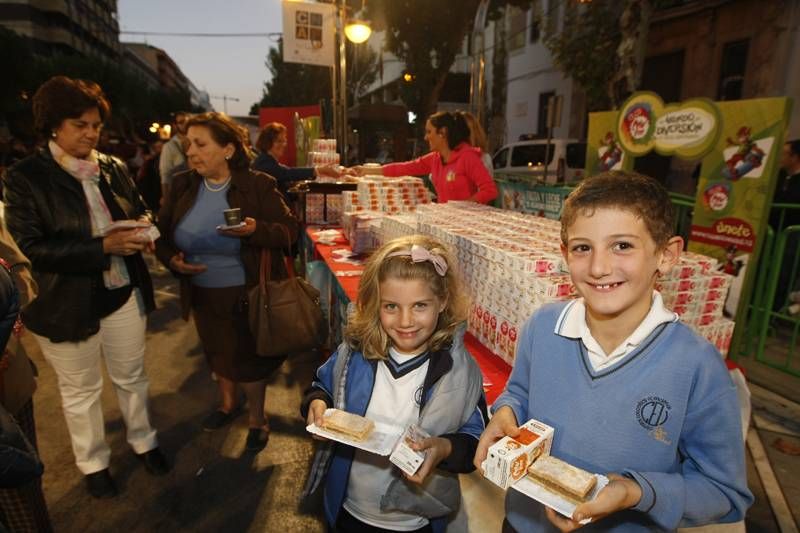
xmin=344 ymin=20 xmax=372 ymax=43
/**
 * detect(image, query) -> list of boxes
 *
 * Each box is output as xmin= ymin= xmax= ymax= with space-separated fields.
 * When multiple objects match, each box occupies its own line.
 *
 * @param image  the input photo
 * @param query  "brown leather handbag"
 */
xmin=247 ymin=247 xmax=327 ymax=358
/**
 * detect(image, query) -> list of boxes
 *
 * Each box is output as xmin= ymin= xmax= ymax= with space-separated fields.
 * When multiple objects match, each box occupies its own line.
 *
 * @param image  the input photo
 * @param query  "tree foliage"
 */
xmin=253 ymin=38 xmax=379 ymax=113
xmin=366 ymin=0 xmax=482 ymax=133
xmin=542 ymin=0 xmax=659 ymax=111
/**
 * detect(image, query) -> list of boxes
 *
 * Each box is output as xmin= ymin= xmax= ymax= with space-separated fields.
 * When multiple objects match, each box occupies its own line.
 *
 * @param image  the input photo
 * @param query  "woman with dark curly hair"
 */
xmin=3 ymin=76 xmax=168 ymax=499
xmin=156 ymin=112 xmax=299 ymax=452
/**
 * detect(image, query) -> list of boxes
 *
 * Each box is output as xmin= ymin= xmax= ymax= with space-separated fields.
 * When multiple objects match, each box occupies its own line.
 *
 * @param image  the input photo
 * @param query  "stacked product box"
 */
xmin=305 ymin=139 xmax=343 ymax=224
xmin=306 ymin=193 xmax=343 ymax=225
xmin=308 ymin=138 xmax=340 ymax=166
xmin=656 ymin=254 xmax=735 ymax=356
xmin=380 ymin=214 xmax=419 ymax=243
xmin=375 ymin=202 xmax=738 ymax=363
xmin=342 ymin=211 xmax=384 ymax=254
xmin=356 ymin=177 xmax=431 ymax=214
xmin=342 ymin=191 xmax=363 ymax=213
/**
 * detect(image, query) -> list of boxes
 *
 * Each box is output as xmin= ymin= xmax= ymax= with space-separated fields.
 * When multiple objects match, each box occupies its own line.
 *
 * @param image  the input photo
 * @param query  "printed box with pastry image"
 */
xmin=481 ymin=418 xmax=554 ymax=489
xmin=307 ymin=408 xmax=407 ymax=458
xmin=512 ymin=455 xmax=609 ymax=522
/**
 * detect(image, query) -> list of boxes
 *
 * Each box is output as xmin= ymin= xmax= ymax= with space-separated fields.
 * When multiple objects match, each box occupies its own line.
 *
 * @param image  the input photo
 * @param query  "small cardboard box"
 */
xmin=482 ymin=418 xmax=554 ymax=489
xmin=389 ymin=424 xmax=430 ymax=476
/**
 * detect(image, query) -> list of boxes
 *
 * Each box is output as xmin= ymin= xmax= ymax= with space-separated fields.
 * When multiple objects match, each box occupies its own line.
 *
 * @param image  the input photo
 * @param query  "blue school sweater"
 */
xmin=494 ymin=302 xmax=752 ymax=532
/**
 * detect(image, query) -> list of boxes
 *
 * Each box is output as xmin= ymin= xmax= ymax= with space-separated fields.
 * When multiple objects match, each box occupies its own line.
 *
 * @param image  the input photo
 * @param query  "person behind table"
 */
xmin=474 ymin=171 xmax=752 ymax=532
xmin=252 ymin=122 xmax=341 ymax=196
xmin=3 ymin=75 xmax=167 ymax=499
xmin=302 ymin=234 xmax=488 ymax=532
xmin=348 ymin=111 xmax=498 ymax=204
xmin=460 ymin=111 xmax=493 ymax=174
xmin=156 ymin=112 xmax=299 ymax=452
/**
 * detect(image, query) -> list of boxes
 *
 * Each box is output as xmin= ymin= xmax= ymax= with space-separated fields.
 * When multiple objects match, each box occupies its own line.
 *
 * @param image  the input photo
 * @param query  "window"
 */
xmin=537 ymin=91 xmax=555 ymax=136
xmin=511 ymin=144 xmax=554 ymax=168
xmin=641 ymin=50 xmax=685 ymax=103
xmin=718 ymin=39 xmax=749 ymax=101
xmin=493 ymin=147 xmax=510 ymax=169
xmin=566 ymin=143 xmax=587 ymax=169
xmin=508 ymin=6 xmax=528 ymax=52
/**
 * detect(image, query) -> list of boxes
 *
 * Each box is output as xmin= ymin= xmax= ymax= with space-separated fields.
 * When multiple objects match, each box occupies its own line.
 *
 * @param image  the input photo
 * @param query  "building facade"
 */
xmin=0 ymin=0 xmax=121 ymax=61
xmin=122 ymin=42 xmax=189 ymax=94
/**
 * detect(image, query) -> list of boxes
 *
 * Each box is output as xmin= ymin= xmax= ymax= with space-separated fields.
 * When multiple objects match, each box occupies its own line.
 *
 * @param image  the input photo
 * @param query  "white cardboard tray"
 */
xmin=306 ymin=409 xmax=404 ymax=456
xmin=512 ymin=473 xmax=609 ymax=523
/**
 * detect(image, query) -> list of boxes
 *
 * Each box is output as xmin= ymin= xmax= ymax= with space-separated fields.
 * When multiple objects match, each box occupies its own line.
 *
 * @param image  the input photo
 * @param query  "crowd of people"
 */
xmin=5 ymin=73 xmax=800 ymax=532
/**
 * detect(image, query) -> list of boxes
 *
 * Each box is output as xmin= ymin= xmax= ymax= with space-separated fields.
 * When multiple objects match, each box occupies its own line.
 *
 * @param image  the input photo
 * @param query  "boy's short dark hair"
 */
xmin=561 ymin=171 xmax=675 ymax=248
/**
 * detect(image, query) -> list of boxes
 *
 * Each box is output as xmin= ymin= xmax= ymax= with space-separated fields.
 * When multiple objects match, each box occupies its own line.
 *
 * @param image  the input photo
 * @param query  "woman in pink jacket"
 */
xmin=350 ymin=111 xmax=498 ymax=204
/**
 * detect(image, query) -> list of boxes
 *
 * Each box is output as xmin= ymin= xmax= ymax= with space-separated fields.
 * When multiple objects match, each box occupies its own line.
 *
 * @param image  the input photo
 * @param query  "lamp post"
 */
xmin=334 ymin=0 xmax=371 ymax=165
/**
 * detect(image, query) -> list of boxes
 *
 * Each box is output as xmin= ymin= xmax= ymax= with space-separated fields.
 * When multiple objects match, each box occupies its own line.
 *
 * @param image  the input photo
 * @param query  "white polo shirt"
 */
xmin=554 ymin=291 xmax=678 ymax=372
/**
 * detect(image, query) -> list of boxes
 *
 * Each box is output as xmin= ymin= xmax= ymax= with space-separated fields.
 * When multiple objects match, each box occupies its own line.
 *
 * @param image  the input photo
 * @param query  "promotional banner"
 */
xmin=282 ymin=1 xmax=336 ymax=67
xmin=585 ymin=92 xmax=792 ymax=354
xmin=689 ymin=97 xmax=792 ymax=324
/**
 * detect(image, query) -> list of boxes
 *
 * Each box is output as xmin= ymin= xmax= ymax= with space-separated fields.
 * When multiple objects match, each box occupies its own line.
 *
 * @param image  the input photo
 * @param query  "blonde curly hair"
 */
xmin=344 ymin=235 xmax=468 ymax=360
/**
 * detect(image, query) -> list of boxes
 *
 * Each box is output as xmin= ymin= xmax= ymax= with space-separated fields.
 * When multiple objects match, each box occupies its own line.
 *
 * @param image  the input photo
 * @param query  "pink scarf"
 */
xmin=49 ymin=141 xmax=130 ymax=289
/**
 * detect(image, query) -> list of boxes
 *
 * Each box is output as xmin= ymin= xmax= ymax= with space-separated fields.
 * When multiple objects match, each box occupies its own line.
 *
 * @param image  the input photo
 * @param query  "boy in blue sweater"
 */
xmin=475 ymin=171 xmax=753 ymax=532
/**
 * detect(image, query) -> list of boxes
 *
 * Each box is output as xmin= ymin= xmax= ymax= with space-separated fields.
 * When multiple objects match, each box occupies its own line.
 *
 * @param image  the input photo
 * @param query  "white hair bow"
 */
xmin=387 ymin=244 xmax=448 ymax=276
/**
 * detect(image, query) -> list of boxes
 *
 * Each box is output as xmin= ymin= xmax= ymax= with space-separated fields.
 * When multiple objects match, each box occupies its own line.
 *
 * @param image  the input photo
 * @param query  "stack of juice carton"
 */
xmin=656 ymin=252 xmax=735 ymax=357
xmin=338 ymin=177 xmax=431 ymax=253
xmin=305 ymin=138 xmax=343 ymax=224
xmin=355 ymin=177 xmax=431 ymax=214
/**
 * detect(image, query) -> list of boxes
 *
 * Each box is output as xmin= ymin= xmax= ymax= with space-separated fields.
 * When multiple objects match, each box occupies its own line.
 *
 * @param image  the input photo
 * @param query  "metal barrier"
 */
xmin=741 ymin=202 xmax=800 ymax=377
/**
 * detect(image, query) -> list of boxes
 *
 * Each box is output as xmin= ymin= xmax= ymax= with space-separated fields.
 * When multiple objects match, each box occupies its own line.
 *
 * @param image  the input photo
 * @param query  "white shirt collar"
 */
xmin=555 ymin=291 xmax=677 ymax=371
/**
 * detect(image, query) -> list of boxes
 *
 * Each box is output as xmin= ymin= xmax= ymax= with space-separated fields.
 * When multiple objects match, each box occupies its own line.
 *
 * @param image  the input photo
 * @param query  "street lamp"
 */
xmin=333 ymin=0 xmax=371 ymax=164
xmin=344 ymin=19 xmax=371 ymax=44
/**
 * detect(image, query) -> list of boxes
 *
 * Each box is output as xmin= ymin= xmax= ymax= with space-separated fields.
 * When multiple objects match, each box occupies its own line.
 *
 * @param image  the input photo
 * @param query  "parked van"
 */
xmin=492 ymin=137 xmax=587 ymax=184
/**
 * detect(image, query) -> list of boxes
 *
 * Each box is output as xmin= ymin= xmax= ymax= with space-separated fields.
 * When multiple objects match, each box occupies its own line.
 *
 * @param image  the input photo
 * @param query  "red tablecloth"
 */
xmin=306 ymin=227 xmax=363 ymax=301
xmin=307 ymin=226 xmax=512 ymax=403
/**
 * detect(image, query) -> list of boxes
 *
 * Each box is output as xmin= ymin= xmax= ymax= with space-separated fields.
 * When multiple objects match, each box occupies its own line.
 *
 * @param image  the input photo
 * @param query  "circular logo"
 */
xmin=703 ymin=182 xmax=731 ymax=212
xmin=636 ymin=396 xmax=671 ymax=429
xmin=623 ymin=104 xmax=654 ymax=144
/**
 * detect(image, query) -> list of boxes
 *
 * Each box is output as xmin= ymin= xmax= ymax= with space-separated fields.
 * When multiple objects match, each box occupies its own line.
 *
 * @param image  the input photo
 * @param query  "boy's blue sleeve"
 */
xmin=624 ymin=363 xmax=753 ymax=529
xmin=490 ymin=315 xmax=535 ymax=423
xmin=300 ymin=349 xmax=339 ymax=418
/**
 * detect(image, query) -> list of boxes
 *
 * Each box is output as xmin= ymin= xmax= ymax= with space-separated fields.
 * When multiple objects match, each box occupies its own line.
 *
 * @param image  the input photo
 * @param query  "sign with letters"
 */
xmin=282 ymin=1 xmax=335 ymax=67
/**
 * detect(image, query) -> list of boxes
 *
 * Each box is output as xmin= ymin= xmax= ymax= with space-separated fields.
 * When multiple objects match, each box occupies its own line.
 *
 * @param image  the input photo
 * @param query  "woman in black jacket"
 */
xmin=3 ymin=76 xmax=168 ymax=499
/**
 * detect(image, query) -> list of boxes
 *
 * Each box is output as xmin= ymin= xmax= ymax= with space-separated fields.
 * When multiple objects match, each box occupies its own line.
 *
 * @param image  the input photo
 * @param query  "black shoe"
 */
xmin=136 ymin=447 xmax=171 ymax=476
xmin=202 ymin=409 xmax=239 ymax=431
xmin=245 ymin=427 xmax=269 ymax=452
xmin=85 ymin=469 xmax=118 ymax=498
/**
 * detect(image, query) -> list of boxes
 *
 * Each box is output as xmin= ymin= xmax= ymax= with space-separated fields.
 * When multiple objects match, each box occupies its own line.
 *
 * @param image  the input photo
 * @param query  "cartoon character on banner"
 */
xmin=722 ymin=126 xmax=765 ymax=181
xmin=719 ymin=244 xmax=745 ymax=277
xmin=597 ymin=131 xmax=623 ymax=172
